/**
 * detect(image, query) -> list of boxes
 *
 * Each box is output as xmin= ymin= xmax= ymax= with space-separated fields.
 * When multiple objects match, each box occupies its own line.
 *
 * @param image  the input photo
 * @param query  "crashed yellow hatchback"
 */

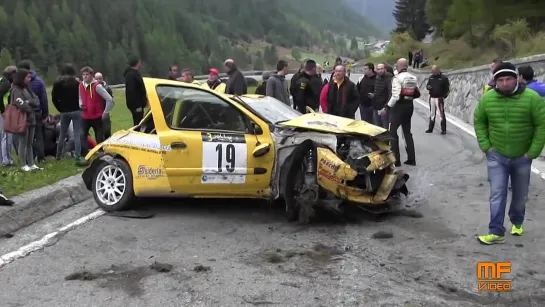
xmin=82 ymin=78 xmax=409 ymax=222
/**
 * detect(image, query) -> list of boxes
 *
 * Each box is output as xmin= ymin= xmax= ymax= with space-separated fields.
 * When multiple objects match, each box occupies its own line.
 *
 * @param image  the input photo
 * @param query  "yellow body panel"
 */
xmin=315 ymin=147 xmax=399 ymax=205
xmin=87 ymin=78 xmax=276 ymax=198
xmin=279 ymin=113 xmax=387 ymax=136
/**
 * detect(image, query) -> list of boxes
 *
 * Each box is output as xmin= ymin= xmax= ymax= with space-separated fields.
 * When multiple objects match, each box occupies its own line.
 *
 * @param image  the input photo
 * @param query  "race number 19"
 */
xmin=215 ymin=143 xmax=236 ymax=172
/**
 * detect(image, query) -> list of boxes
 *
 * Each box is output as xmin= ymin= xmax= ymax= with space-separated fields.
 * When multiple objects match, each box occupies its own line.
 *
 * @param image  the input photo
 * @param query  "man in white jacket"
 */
xmin=379 ymin=58 xmax=419 ymax=166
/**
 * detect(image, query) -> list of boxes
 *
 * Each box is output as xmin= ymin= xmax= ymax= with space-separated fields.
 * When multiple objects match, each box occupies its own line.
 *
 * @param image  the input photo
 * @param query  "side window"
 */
xmin=157 ymin=86 xmax=248 ymax=133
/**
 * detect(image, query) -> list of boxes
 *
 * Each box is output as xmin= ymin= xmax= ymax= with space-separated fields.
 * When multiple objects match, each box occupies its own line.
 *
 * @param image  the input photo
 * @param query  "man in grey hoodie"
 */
xmin=266 ymin=60 xmax=291 ymax=106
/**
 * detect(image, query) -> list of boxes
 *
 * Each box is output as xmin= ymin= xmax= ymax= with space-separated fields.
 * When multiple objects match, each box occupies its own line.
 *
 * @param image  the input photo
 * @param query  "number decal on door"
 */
xmin=215 ymin=143 xmax=236 ymax=173
xmin=201 ymin=132 xmax=247 ymax=184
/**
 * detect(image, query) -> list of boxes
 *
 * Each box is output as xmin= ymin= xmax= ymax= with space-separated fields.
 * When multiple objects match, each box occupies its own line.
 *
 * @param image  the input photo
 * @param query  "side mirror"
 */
xmin=306 ymin=106 xmax=315 ymax=113
xmin=251 ymin=122 xmax=263 ymax=135
xmin=253 ymin=143 xmax=271 ymax=157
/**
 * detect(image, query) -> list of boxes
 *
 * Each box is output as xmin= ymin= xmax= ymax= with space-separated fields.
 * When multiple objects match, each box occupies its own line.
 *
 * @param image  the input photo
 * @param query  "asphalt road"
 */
xmin=1 ymin=75 xmax=545 ymax=307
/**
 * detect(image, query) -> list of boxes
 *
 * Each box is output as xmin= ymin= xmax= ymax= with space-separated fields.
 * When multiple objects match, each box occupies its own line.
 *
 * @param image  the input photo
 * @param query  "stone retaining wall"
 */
xmin=410 ymin=54 xmax=545 ymax=125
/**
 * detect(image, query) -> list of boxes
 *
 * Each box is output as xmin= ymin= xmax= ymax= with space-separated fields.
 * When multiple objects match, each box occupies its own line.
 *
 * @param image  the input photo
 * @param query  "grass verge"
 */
xmin=366 ymin=32 xmax=545 ymax=71
xmin=1 ymin=85 xmax=258 ymax=197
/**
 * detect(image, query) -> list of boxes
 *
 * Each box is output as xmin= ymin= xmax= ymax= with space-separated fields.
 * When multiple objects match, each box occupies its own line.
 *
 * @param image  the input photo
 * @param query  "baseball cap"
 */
xmin=209 ymin=68 xmax=219 ymax=75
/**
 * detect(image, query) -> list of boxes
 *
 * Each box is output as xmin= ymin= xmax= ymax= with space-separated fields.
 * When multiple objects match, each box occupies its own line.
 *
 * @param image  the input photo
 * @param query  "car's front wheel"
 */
xmin=92 ymin=158 xmax=135 ymax=212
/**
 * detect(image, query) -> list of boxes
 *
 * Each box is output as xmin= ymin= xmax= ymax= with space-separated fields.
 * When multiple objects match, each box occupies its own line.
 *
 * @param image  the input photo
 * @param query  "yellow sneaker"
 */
xmin=477 ymin=234 xmax=505 ymax=245
xmin=510 ymin=225 xmax=523 ymax=236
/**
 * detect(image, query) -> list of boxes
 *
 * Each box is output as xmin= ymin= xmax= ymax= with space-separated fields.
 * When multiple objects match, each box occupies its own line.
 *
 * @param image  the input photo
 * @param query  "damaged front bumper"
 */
xmin=315 ymin=146 xmax=410 ymax=211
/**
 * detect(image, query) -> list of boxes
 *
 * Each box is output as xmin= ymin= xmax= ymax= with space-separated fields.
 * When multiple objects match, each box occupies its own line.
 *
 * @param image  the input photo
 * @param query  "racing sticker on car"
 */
xmin=201 ymin=132 xmax=247 ymax=184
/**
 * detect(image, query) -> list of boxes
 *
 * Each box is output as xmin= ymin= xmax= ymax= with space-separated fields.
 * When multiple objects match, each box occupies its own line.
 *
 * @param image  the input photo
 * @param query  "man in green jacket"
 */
xmin=474 ymin=62 xmax=545 ymax=244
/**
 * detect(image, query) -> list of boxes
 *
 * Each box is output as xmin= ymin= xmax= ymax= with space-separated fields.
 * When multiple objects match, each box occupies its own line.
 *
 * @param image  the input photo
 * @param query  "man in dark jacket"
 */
xmin=17 ymin=60 xmax=47 ymax=163
xmin=293 ymin=60 xmax=320 ymax=113
xmin=52 ymin=64 xmax=86 ymax=163
xmin=356 ymin=63 xmax=376 ymax=123
xmin=255 ymin=72 xmax=270 ymax=95
xmin=0 ymin=66 xmax=16 ymax=166
xmin=326 ymin=65 xmax=360 ymax=119
xmin=224 ymin=59 xmax=247 ymax=95
xmin=124 ymin=55 xmax=147 ymax=126
xmin=290 ymin=63 xmax=304 ymax=101
xmin=372 ymin=63 xmax=393 ymax=129
xmin=425 ymin=65 xmax=450 ymax=134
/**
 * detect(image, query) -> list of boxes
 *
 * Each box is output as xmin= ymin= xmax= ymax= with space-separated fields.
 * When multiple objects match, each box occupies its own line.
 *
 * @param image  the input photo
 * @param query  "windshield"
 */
xmin=240 ymin=96 xmax=302 ymax=123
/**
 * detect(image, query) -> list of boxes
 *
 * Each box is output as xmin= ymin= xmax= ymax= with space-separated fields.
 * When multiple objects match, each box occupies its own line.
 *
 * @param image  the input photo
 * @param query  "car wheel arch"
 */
xmin=90 ymin=154 xmax=137 ymax=212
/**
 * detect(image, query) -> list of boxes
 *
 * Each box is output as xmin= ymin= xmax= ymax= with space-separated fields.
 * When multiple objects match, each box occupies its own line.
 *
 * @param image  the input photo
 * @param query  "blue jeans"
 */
xmin=373 ymin=109 xmax=389 ymax=129
xmin=486 ymin=150 xmax=532 ymax=236
xmin=359 ymin=105 xmax=374 ymax=123
xmin=56 ymin=111 xmax=84 ymax=159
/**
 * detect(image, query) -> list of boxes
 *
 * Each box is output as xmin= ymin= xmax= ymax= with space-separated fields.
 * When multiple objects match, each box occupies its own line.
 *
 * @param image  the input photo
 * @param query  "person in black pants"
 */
xmin=124 ymin=55 xmax=147 ymax=126
xmin=380 ymin=58 xmax=419 ymax=166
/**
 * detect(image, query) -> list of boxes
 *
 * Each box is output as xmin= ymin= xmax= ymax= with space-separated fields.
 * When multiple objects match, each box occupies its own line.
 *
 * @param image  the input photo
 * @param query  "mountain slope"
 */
xmin=0 ymin=0 xmax=378 ymax=83
xmin=345 ymin=0 xmax=397 ymax=34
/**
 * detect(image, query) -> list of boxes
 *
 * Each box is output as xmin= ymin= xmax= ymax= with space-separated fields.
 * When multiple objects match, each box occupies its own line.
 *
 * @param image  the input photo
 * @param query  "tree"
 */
xmin=393 ymin=0 xmax=431 ymax=41
xmin=291 ymin=48 xmax=302 ymax=61
xmin=491 ymin=19 xmax=531 ymax=55
xmin=254 ymin=51 xmax=265 ymax=70
xmin=424 ymin=0 xmax=452 ymax=37
xmin=264 ymin=45 xmax=278 ymax=66
xmin=350 ymin=37 xmax=358 ymax=50
xmin=442 ymin=0 xmax=486 ymax=46
xmin=0 ymin=48 xmax=14 ymax=69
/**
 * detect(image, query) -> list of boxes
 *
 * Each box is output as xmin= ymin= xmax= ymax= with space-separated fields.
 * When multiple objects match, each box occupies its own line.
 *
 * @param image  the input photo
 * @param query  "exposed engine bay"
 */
xmin=335 ymin=135 xmax=391 ymax=194
xmin=272 ymin=127 xmax=409 ymax=222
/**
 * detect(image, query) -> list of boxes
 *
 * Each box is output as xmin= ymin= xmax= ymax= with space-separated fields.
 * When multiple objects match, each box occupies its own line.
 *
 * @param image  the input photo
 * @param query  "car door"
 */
xmin=152 ymin=83 xmax=275 ymax=197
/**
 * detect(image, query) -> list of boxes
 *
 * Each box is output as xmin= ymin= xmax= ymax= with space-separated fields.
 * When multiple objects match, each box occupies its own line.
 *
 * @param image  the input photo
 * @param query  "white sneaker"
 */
xmin=30 ymin=165 xmax=43 ymax=171
xmin=22 ymin=165 xmax=31 ymax=172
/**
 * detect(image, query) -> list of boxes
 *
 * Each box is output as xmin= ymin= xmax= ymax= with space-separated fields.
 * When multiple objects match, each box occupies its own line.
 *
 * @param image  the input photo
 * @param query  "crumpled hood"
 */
xmin=30 ymin=70 xmax=37 ymax=80
xmin=278 ymin=113 xmax=387 ymax=137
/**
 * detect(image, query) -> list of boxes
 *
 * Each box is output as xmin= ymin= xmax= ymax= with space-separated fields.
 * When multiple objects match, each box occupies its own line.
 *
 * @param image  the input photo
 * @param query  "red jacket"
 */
xmin=79 ymin=82 xmax=104 ymax=120
xmin=320 ymin=83 xmax=330 ymax=113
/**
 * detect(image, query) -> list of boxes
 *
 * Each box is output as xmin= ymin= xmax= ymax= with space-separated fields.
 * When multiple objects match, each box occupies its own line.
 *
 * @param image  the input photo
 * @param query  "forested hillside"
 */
xmin=0 ymin=0 xmax=379 ymax=84
xmin=345 ymin=0 xmax=396 ymax=34
xmin=369 ymin=0 xmax=545 ymax=69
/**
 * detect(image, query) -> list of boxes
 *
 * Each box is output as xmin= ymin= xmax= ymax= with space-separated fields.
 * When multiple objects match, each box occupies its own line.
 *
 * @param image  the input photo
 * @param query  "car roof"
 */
xmin=143 ymin=77 xmax=205 ymax=90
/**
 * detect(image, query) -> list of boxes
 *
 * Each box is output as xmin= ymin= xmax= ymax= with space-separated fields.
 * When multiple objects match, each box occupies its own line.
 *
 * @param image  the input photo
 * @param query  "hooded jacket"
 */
xmin=29 ymin=71 xmax=48 ymax=117
xmin=266 ymin=74 xmax=290 ymax=105
xmin=124 ymin=67 xmax=147 ymax=110
xmin=52 ymin=75 xmax=80 ymax=113
xmin=11 ymin=85 xmax=39 ymax=126
xmin=526 ymin=80 xmax=545 ymax=97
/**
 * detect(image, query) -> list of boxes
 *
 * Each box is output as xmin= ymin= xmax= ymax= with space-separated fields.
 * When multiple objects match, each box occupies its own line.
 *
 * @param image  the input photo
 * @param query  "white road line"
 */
xmin=414 ymin=99 xmax=545 ymax=180
xmin=0 ymin=209 xmax=105 ymax=269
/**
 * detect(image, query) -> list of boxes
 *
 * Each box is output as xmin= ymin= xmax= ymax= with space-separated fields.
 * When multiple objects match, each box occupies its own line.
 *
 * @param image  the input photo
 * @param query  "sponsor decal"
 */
xmin=318 ymin=169 xmax=342 ymax=183
xmin=319 ymin=158 xmax=341 ymax=173
xmin=305 ymin=120 xmax=338 ymax=128
xmin=137 ymin=165 xmax=166 ymax=178
xmin=104 ymin=134 xmax=171 ymax=152
xmin=201 ymin=132 xmax=246 ymax=143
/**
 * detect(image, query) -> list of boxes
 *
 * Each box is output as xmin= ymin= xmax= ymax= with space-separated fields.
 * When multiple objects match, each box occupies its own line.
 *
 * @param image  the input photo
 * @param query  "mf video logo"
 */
xmin=477 ymin=262 xmax=511 ymax=292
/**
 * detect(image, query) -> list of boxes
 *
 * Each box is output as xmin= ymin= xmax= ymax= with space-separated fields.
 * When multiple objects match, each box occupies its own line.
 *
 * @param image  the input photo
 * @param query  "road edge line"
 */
xmin=0 ymin=173 xmax=92 ymax=237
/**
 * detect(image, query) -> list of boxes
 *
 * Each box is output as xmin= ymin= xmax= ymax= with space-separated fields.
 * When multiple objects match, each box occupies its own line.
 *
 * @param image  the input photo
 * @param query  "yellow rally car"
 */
xmin=82 ymin=78 xmax=409 ymax=222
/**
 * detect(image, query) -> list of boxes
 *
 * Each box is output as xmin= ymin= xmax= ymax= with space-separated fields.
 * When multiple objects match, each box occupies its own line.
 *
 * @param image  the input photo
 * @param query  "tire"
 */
xmin=283 ymin=156 xmax=306 ymax=222
xmin=91 ymin=158 xmax=135 ymax=212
